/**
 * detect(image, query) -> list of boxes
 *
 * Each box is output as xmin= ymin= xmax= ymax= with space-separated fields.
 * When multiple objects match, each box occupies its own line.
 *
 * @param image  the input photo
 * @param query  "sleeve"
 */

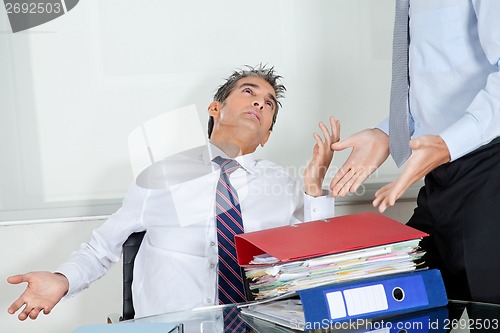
xmin=303 ymin=190 xmax=335 ymax=222
xmin=56 ymin=183 xmax=147 ymax=297
xmin=376 ymin=116 xmax=390 ymax=136
xmin=290 ymin=175 xmax=335 ymax=222
xmin=440 ymin=2 xmax=500 ymax=161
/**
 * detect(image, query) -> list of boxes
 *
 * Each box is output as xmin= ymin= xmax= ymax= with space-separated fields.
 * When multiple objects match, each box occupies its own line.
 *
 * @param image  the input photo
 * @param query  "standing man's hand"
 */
xmin=330 ymin=128 xmax=390 ymax=196
xmin=304 ymin=116 xmax=340 ymax=197
xmin=7 ymin=271 xmax=69 ymax=320
xmin=373 ymin=135 xmax=451 ymax=212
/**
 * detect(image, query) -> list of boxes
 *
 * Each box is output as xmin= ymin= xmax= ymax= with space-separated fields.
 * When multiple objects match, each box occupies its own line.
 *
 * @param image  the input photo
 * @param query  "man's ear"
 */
xmin=208 ymin=101 xmax=221 ymax=118
xmin=260 ymin=131 xmax=271 ymax=147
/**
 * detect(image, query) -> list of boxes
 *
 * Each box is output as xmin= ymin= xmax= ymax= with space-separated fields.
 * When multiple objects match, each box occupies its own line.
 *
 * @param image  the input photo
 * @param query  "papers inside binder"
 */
xmin=244 ymin=239 xmax=424 ymax=300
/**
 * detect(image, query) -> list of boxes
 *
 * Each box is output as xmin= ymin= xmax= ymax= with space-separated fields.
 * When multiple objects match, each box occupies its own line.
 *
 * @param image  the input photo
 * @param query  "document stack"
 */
xmin=244 ymin=238 xmax=423 ymax=300
xmin=236 ymin=212 xmax=449 ymax=331
xmin=235 ymin=212 xmax=427 ymax=301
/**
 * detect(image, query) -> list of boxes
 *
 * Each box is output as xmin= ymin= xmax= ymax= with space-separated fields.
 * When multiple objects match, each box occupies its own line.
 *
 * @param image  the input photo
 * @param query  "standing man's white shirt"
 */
xmin=56 ymin=144 xmax=335 ymax=318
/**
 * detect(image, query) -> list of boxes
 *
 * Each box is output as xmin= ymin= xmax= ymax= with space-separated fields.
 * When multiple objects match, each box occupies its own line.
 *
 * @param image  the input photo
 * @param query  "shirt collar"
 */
xmin=202 ymin=142 xmax=257 ymax=175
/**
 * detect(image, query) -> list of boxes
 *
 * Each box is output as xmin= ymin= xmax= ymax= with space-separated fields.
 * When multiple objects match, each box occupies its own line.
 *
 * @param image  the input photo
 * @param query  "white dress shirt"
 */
xmin=56 ymin=144 xmax=335 ymax=318
xmin=379 ymin=0 xmax=500 ymax=161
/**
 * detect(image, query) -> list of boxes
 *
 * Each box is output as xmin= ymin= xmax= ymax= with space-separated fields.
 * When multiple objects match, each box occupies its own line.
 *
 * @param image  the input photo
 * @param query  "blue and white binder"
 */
xmin=298 ymin=269 xmax=448 ymax=327
xmin=371 ymin=306 xmax=449 ymax=333
xmin=241 ymin=306 xmax=449 ymax=333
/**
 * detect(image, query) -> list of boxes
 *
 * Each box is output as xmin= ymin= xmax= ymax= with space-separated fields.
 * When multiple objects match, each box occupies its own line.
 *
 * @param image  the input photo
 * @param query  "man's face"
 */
xmin=211 ymin=76 xmax=277 ymax=147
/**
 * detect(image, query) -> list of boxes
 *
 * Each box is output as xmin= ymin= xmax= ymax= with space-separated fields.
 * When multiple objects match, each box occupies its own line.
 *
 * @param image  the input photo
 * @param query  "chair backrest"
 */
xmin=121 ymin=105 xmax=207 ymax=320
xmin=121 ymin=231 xmax=146 ymax=321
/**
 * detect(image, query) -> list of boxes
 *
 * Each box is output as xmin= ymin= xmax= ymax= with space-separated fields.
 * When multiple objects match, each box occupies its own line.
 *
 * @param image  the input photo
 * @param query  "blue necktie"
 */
xmin=222 ymin=307 xmax=247 ymax=333
xmin=389 ymin=0 xmax=411 ymax=167
xmin=213 ymin=156 xmax=247 ymax=305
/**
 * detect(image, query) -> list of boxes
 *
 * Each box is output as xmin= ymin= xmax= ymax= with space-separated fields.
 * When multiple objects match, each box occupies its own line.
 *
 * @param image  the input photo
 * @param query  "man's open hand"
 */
xmin=7 ymin=271 xmax=69 ymax=320
xmin=373 ymin=135 xmax=451 ymax=212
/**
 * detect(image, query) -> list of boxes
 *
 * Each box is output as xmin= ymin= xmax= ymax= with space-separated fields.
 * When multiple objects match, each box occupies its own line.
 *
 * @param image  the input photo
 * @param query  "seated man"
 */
xmin=8 ymin=65 xmax=339 ymax=320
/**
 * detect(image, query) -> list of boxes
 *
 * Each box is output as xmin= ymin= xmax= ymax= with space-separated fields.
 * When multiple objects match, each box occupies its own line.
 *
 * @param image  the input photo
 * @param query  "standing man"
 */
xmin=330 ymin=1 xmax=500 ymax=303
xmin=8 ymin=65 xmax=340 ymax=320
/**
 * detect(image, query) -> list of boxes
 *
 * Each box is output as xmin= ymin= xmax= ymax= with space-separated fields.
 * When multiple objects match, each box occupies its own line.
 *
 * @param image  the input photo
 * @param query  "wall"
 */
xmin=1 ymin=0 xmax=401 ymax=222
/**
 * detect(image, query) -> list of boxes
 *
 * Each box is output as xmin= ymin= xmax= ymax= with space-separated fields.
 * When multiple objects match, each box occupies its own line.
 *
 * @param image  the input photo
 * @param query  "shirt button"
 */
xmin=210 ymin=263 xmax=216 ymax=269
xmin=312 ymin=208 xmax=318 ymax=213
xmin=210 ymin=241 xmax=216 ymax=247
xmin=207 ymin=299 xmax=212 ymax=304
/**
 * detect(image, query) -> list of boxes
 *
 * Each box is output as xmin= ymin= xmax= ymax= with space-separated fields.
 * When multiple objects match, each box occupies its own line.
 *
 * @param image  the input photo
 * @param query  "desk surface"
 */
xmin=128 ymin=300 xmax=500 ymax=332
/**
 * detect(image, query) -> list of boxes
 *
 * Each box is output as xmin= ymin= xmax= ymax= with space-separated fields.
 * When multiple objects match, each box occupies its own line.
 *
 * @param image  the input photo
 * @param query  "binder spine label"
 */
xmin=326 ymin=284 xmax=389 ymax=319
xmin=322 ymin=273 xmax=431 ymax=321
xmin=344 ymin=284 xmax=389 ymax=316
xmin=325 ymin=292 xmax=347 ymax=319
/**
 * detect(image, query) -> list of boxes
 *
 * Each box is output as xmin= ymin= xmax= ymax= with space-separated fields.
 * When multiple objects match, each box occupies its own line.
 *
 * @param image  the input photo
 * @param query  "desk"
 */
xmin=128 ymin=300 xmax=500 ymax=332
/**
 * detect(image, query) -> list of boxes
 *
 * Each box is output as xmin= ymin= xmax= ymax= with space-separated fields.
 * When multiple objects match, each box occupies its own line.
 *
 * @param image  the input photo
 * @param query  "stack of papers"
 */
xmin=235 ymin=212 xmax=429 ymax=301
xmin=244 ymin=239 xmax=424 ymax=300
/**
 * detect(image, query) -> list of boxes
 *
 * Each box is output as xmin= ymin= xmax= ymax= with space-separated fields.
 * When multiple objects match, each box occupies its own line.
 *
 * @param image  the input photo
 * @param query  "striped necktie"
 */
xmin=222 ymin=307 xmax=247 ymax=332
xmin=213 ymin=156 xmax=247 ymax=304
xmin=389 ymin=0 xmax=411 ymax=167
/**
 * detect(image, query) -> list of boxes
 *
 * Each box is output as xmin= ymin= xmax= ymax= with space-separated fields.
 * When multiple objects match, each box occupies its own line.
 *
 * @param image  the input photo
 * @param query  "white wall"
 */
xmin=1 ymin=0 xmax=401 ymax=221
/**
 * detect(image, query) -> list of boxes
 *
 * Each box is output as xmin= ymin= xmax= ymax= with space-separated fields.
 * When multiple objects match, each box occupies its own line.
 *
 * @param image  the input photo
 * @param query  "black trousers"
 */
xmin=407 ymin=137 xmax=500 ymax=304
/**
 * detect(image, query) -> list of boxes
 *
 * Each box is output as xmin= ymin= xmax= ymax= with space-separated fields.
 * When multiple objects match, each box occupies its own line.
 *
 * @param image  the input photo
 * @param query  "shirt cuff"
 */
xmin=55 ymin=262 xmax=88 ymax=298
xmin=439 ymin=113 xmax=482 ymax=161
xmin=376 ymin=117 xmax=390 ymax=135
xmin=303 ymin=189 xmax=335 ymax=222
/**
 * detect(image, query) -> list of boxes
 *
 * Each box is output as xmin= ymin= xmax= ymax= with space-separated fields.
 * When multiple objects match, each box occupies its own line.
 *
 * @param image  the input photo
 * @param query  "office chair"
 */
xmin=118 ymin=105 xmax=207 ymax=321
xmin=120 ymin=231 xmax=146 ymax=321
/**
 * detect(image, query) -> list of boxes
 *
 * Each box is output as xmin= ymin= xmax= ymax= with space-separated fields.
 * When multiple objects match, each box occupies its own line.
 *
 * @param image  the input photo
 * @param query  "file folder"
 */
xmin=299 ymin=269 xmax=447 ymax=325
xmin=235 ymin=212 xmax=428 ymax=266
xmin=240 ymin=269 xmax=448 ymax=331
xmin=373 ymin=306 xmax=449 ymax=333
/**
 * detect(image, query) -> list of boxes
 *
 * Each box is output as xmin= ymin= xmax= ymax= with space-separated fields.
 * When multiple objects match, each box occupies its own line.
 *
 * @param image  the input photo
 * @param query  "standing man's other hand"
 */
xmin=373 ymin=135 xmax=451 ymax=212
